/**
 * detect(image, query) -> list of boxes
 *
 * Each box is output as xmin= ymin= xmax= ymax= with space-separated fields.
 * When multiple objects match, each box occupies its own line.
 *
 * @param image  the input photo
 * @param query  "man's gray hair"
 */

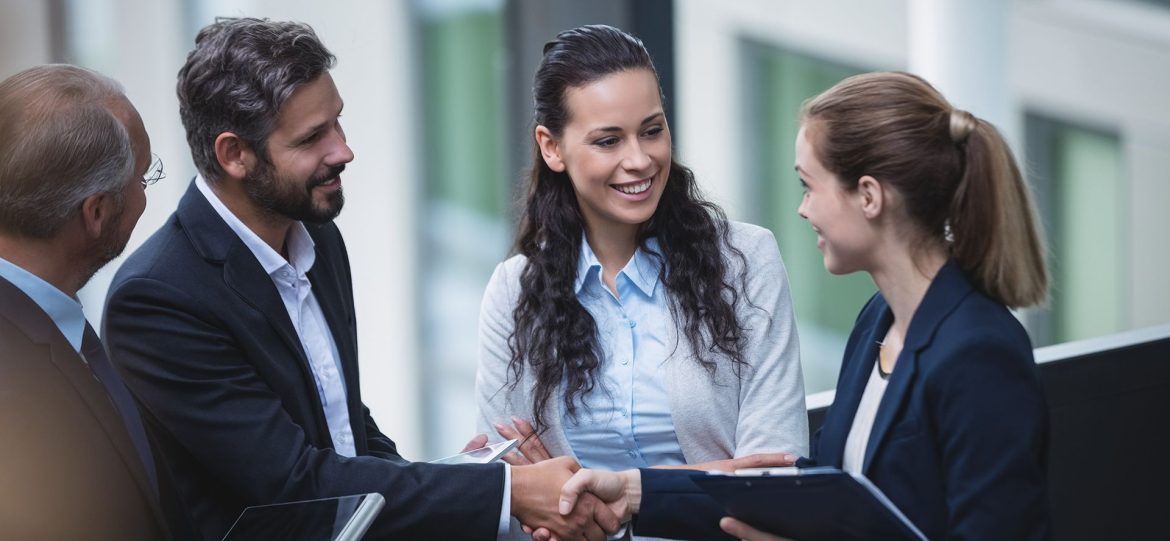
xmin=0 ymin=64 xmax=133 ymax=238
xmin=177 ymin=17 xmax=335 ymax=182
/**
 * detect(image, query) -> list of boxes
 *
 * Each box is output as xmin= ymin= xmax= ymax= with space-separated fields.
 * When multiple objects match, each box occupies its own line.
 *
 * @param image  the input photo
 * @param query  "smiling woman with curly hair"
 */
xmin=473 ymin=26 xmax=809 ymax=527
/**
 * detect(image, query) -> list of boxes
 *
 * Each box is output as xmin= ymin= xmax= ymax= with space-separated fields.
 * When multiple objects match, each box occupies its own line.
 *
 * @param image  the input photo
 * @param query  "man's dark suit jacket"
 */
xmin=103 ymin=182 xmax=504 ymax=541
xmin=633 ymin=260 xmax=1052 ymax=540
xmin=0 ymin=276 xmax=169 ymax=540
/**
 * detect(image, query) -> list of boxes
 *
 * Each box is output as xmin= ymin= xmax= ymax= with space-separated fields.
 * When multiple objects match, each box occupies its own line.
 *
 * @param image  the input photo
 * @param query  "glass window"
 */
xmin=1025 ymin=115 xmax=1125 ymax=346
xmin=416 ymin=0 xmax=510 ymax=458
xmin=741 ymin=41 xmax=876 ymax=394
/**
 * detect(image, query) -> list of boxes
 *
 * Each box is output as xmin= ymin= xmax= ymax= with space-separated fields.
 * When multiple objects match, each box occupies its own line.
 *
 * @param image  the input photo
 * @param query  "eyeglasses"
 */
xmin=142 ymin=153 xmax=165 ymax=188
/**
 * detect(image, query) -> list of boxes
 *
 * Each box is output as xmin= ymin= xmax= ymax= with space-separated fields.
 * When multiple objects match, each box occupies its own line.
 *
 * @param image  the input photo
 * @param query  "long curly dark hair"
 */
xmin=509 ymin=25 xmax=749 ymax=432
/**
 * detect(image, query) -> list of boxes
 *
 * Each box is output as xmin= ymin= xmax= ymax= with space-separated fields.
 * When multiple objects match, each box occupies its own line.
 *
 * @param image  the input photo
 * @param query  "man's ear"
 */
xmin=857 ymin=175 xmax=884 ymax=219
xmin=214 ymin=132 xmax=255 ymax=180
xmin=535 ymin=125 xmax=565 ymax=173
xmin=78 ymin=191 xmax=118 ymax=240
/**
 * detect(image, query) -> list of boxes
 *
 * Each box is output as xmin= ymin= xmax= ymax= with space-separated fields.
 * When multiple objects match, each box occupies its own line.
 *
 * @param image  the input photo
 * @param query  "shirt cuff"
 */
xmin=498 ymin=462 xmax=511 ymax=535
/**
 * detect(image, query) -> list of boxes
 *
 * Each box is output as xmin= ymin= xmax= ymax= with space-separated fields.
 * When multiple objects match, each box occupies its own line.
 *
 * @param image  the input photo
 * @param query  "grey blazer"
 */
xmin=476 ymin=222 xmax=808 ymax=535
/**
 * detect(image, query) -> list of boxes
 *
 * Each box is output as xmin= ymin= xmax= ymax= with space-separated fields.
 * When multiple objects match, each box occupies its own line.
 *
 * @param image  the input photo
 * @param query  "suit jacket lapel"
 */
xmin=175 ymin=181 xmax=324 ymax=423
xmin=0 ymin=278 xmax=163 ymax=525
xmin=819 ymin=302 xmax=892 ymax=468
xmin=862 ymin=260 xmax=973 ymax=473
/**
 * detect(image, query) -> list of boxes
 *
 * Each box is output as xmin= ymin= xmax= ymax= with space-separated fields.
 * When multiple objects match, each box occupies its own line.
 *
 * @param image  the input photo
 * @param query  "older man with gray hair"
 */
xmin=0 ymin=64 xmax=169 ymax=539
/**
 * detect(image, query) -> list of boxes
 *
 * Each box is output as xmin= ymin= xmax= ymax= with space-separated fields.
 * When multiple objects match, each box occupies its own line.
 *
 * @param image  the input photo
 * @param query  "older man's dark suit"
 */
xmin=0 ymin=277 xmax=169 ymax=540
xmin=103 ymin=181 xmax=503 ymax=541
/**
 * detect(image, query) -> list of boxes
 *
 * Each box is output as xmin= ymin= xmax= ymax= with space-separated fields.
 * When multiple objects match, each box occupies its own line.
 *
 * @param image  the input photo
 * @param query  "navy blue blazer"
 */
xmin=635 ymin=260 xmax=1051 ymax=540
xmin=102 ymin=181 xmax=504 ymax=541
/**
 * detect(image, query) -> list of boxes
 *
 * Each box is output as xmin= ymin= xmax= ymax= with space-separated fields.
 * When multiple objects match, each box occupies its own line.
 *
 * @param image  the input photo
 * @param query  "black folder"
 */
xmin=691 ymin=467 xmax=926 ymax=541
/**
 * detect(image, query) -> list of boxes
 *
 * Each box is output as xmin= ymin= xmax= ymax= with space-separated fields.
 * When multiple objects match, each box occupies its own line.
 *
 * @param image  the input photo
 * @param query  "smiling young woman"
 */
xmin=473 ymin=26 xmax=809 ymax=537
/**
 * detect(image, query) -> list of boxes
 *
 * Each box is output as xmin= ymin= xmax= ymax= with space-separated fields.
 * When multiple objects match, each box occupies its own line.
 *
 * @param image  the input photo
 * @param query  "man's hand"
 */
xmin=652 ymin=452 xmax=798 ymax=472
xmin=720 ymin=517 xmax=794 ymax=541
xmin=512 ymin=457 xmax=620 ymax=541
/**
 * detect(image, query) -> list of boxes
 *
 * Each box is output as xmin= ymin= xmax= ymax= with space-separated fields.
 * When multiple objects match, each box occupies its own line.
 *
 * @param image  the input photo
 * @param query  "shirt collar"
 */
xmin=195 ymin=175 xmax=316 ymax=278
xmin=572 ymin=235 xmax=662 ymax=297
xmin=0 ymin=255 xmax=87 ymax=352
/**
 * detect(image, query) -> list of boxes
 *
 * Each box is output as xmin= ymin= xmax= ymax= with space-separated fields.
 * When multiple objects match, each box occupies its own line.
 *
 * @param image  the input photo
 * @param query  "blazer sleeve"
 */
xmin=475 ymin=261 xmax=521 ymax=445
xmin=732 ymin=226 xmax=809 ymax=457
xmin=104 ymin=276 xmax=505 ymax=541
xmin=928 ymin=335 xmax=1050 ymax=540
xmin=632 ymin=469 xmax=735 ymax=541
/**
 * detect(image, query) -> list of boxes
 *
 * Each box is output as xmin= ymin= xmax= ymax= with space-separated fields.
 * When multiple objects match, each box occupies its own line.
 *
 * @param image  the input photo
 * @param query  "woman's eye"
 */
xmin=643 ymin=126 xmax=663 ymax=137
xmin=594 ymin=137 xmax=619 ymax=148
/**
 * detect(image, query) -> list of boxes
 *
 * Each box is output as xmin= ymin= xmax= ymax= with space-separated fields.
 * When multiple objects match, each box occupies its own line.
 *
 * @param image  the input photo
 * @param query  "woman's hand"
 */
xmin=652 ymin=452 xmax=798 ymax=472
xmin=720 ymin=517 xmax=795 ymax=541
xmin=495 ymin=416 xmax=554 ymax=465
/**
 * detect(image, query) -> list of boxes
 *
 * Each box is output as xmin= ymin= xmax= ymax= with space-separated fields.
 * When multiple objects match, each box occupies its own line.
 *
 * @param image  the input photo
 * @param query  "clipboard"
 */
xmin=222 ymin=493 xmax=385 ymax=541
xmin=691 ymin=467 xmax=927 ymax=541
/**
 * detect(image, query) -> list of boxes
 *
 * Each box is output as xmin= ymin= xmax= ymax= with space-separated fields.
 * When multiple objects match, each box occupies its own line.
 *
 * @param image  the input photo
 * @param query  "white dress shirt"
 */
xmin=842 ymin=361 xmax=889 ymax=475
xmin=196 ymin=176 xmax=355 ymax=457
xmin=197 ymin=178 xmax=511 ymax=534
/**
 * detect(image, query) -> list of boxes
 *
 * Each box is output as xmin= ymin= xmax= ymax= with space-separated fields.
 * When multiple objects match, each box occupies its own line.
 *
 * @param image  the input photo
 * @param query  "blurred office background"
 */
xmin=2 ymin=0 xmax=1168 ymax=460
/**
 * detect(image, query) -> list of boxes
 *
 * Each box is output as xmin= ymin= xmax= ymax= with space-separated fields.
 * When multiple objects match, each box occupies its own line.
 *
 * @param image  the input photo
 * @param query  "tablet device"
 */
xmin=222 ymin=493 xmax=385 ymax=541
xmin=429 ymin=438 xmax=519 ymax=465
xmin=692 ymin=467 xmax=927 ymax=541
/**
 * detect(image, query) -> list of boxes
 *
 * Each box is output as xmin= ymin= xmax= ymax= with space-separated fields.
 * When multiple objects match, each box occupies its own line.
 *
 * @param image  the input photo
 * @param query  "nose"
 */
xmin=621 ymin=139 xmax=652 ymax=173
xmin=329 ymin=123 xmax=355 ymax=165
xmin=797 ymin=193 xmax=809 ymax=220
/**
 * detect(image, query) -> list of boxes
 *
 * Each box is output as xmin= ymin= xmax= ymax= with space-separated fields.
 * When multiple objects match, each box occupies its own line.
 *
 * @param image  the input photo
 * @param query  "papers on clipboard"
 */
xmin=691 ymin=467 xmax=927 ymax=541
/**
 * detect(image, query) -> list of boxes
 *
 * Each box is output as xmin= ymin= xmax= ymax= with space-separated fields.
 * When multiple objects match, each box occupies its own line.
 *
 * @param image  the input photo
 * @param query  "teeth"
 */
xmin=616 ymin=179 xmax=652 ymax=195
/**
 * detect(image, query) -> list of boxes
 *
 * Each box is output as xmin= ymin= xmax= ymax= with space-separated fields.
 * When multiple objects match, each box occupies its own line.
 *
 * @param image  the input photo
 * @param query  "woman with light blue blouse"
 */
xmin=474 ymin=25 xmax=808 ymax=539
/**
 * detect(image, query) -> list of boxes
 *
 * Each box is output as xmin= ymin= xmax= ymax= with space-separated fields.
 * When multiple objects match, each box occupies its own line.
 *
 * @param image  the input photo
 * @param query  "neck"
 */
xmin=869 ymin=242 xmax=948 ymax=338
xmin=208 ymin=181 xmax=293 ymax=256
xmin=583 ymin=221 xmax=640 ymax=297
xmin=0 ymin=235 xmax=85 ymax=296
xmin=583 ymin=221 xmax=639 ymax=274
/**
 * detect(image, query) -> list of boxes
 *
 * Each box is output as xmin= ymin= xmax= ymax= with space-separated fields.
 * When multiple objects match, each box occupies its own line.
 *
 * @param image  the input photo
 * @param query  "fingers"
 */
xmin=512 ymin=416 xmax=553 ymax=461
xmin=720 ymin=516 xmax=792 ymax=541
xmin=558 ymin=469 xmax=594 ymax=515
xmin=731 ymin=452 xmax=798 ymax=470
xmin=584 ymin=493 xmax=621 ymax=533
xmin=460 ymin=433 xmax=488 ymax=453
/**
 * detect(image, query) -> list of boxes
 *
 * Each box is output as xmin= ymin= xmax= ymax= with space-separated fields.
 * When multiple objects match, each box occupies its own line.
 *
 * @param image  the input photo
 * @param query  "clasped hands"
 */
xmin=469 ymin=418 xmax=796 ymax=541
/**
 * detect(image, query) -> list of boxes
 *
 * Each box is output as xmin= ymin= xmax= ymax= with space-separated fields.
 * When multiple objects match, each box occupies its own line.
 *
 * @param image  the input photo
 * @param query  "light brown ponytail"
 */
xmin=950 ymin=117 xmax=1048 ymax=307
xmin=802 ymin=71 xmax=1048 ymax=308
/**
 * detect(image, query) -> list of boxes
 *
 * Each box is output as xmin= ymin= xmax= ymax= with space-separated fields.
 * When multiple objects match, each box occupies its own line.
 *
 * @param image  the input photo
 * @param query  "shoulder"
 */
xmin=924 ymin=293 xmax=1038 ymax=388
xmin=722 ymin=221 xmax=784 ymax=271
xmin=111 ymin=214 xmax=192 ymax=286
xmin=724 ymin=220 xmax=777 ymax=253
xmin=482 ymin=253 xmax=528 ymax=308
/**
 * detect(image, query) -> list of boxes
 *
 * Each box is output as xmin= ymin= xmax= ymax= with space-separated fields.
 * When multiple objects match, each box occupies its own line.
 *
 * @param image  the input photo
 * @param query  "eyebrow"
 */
xmin=589 ymin=112 xmax=665 ymax=135
xmin=292 ymin=102 xmax=345 ymax=142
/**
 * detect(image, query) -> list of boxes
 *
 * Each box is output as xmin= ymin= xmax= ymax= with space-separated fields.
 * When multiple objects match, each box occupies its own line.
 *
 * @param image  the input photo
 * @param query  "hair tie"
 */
xmin=949 ymin=109 xmax=976 ymax=144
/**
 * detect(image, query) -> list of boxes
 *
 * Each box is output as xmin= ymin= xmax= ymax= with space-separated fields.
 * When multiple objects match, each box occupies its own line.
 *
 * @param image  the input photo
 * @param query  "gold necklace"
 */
xmin=876 ymin=341 xmax=893 ymax=379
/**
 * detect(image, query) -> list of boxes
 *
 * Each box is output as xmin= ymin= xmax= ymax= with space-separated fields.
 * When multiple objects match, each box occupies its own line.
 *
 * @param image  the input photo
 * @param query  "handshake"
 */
xmin=479 ymin=419 xmax=798 ymax=541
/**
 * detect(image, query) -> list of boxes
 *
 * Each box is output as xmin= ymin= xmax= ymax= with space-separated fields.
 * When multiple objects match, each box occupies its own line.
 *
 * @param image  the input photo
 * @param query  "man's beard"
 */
xmin=245 ymin=161 xmax=346 ymax=224
xmin=78 ymin=207 xmax=132 ymax=289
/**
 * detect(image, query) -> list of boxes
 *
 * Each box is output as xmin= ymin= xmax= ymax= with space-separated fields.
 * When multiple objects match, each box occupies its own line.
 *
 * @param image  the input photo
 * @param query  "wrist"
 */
xmin=624 ymin=469 xmax=642 ymax=516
